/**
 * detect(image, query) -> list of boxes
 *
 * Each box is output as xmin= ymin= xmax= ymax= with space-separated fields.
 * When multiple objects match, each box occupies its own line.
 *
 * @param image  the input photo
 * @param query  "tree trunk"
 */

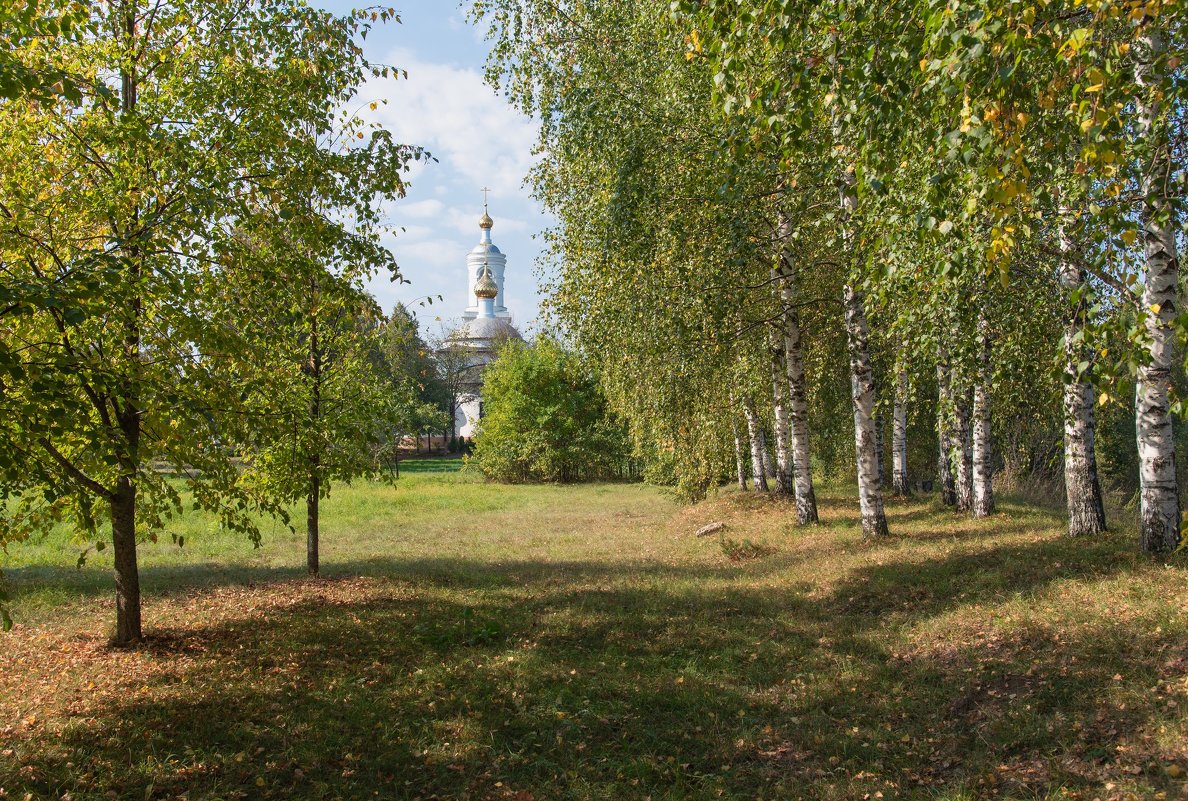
xmin=1059 ymin=228 xmax=1107 ymax=537
xmin=110 ymin=476 xmax=141 ymax=645
xmin=972 ymin=305 xmax=994 ymax=518
xmin=306 ymin=287 xmax=323 ymax=576
xmin=307 ymin=475 xmax=320 ymax=576
xmin=954 ymin=388 xmax=974 ymax=513
xmin=844 ymin=284 xmax=889 ymax=539
xmin=109 ymin=9 xmax=143 ymax=647
xmin=759 ymin=426 xmax=776 ymax=485
xmin=892 ymin=370 xmax=910 ymax=496
xmin=837 ymin=161 xmax=887 ymax=539
xmin=874 ymin=407 xmax=886 ymax=486
xmin=936 ymin=356 xmax=957 ymax=506
xmin=775 ymin=221 xmax=819 ymax=523
xmin=1134 ymin=22 xmax=1181 ymax=554
xmin=743 ymin=398 xmax=768 ymax=492
xmin=768 ymin=326 xmax=793 ymax=495
xmin=731 ymin=417 xmax=747 ymax=491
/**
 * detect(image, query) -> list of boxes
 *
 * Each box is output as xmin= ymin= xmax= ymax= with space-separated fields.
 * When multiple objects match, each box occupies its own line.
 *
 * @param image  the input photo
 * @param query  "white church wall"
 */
xmin=457 ymin=395 xmax=482 ymax=439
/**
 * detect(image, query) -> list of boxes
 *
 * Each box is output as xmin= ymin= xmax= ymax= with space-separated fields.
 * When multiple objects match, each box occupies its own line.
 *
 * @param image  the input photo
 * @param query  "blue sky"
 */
xmin=316 ymin=1 xmax=549 ymax=335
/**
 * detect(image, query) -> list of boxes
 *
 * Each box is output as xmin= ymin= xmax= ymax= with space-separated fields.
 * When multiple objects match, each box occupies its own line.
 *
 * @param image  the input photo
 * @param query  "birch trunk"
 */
xmin=1134 ymin=23 xmax=1182 ymax=554
xmin=1059 ymin=228 xmax=1107 ymax=537
xmin=845 ymin=284 xmax=889 ymax=539
xmin=874 ymin=408 xmax=886 ymax=486
xmin=936 ymin=356 xmax=957 ymax=506
xmin=732 ymin=417 xmax=748 ymax=491
xmin=744 ymin=399 xmax=769 ymax=492
xmin=892 ymin=370 xmax=910 ymax=496
xmin=775 ymin=212 xmax=819 ymax=523
xmin=838 ymin=166 xmax=887 ymax=538
xmin=768 ymin=326 xmax=793 ymax=495
xmin=759 ymin=427 xmax=776 ymax=484
xmin=954 ymin=388 xmax=974 ymax=513
xmin=972 ymin=306 xmax=994 ymax=518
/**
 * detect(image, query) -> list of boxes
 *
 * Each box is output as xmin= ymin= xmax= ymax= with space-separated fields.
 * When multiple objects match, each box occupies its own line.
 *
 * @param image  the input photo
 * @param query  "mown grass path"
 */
xmin=1 ymin=473 xmax=1186 ymax=800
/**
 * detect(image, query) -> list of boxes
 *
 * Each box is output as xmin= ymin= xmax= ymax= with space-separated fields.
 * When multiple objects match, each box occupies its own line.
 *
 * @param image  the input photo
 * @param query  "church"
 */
xmin=446 ymin=203 xmax=523 ymax=438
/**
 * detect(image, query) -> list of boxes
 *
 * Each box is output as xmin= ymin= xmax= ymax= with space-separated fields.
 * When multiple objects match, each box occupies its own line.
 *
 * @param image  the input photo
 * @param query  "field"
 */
xmin=1 ymin=468 xmax=1186 ymax=800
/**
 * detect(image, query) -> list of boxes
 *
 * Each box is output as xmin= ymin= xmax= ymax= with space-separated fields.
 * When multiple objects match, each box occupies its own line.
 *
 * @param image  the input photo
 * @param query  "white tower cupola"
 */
xmin=463 ymin=194 xmax=509 ymax=319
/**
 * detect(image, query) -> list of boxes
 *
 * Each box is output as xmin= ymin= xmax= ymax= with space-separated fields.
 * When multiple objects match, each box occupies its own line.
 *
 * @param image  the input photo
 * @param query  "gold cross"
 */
xmin=481 ymin=187 xmax=491 ymax=209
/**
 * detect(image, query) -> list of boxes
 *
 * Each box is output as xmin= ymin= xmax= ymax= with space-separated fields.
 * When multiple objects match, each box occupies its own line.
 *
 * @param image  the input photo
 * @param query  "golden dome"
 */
xmin=479 ymin=210 xmax=494 ymax=229
xmin=474 ymin=262 xmax=498 ymax=299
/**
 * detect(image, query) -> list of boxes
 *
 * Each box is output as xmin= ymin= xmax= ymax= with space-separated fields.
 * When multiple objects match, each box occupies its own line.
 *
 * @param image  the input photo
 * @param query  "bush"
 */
xmin=472 ymin=338 xmax=630 ymax=483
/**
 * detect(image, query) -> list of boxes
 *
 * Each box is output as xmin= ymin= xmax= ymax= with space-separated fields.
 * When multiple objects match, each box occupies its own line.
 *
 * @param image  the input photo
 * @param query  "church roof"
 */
xmin=449 ymin=316 xmax=523 ymax=343
xmin=474 ymin=262 xmax=499 ymax=299
xmin=470 ymin=241 xmax=502 ymax=256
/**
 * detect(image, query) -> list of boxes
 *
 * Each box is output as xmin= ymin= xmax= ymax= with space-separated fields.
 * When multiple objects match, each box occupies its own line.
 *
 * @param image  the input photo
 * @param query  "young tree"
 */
xmin=0 ymin=1 xmax=416 ymax=643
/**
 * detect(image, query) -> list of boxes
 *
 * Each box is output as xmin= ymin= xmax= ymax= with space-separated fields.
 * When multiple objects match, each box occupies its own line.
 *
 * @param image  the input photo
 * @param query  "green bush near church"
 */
xmin=471 ymin=338 xmax=630 ymax=482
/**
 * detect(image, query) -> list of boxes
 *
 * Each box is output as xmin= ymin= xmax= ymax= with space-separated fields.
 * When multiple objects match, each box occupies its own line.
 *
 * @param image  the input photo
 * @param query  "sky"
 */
xmin=316 ymin=1 xmax=549 ymax=335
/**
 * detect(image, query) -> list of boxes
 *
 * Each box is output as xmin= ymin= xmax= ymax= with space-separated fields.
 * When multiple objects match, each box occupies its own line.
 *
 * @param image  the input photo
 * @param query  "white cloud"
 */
xmin=363 ymin=48 xmax=538 ymax=199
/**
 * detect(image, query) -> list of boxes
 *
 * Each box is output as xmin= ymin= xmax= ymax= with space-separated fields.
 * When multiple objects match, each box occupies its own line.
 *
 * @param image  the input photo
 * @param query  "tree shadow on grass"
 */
xmin=4 ymin=526 xmax=1186 ymax=800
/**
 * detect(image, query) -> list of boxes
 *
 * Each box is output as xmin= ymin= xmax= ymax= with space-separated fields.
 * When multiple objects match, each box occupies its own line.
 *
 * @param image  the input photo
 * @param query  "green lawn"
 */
xmin=1 ymin=475 xmax=1185 ymax=800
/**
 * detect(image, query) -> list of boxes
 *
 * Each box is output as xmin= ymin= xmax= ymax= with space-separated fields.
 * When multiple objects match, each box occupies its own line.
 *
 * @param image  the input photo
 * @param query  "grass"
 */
xmin=1 ymin=474 xmax=1186 ymax=801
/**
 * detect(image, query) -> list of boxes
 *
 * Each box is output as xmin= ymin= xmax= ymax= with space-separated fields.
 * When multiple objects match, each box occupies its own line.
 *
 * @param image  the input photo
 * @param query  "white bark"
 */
xmin=731 ymin=417 xmax=748 ymax=491
xmin=775 ymin=212 xmax=819 ymax=523
xmin=954 ymin=388 xmax=974 ymax=513
xmin=768 ymin=326 xmax=794 ymax=495
xmin=743 ymin=398 xmax=769 ymax=493
xmin=936 ymin=355 xmax=957 ymax=506
xmin=845 ymin=284 xmax=889 ymax=539
xmin=1134 ymin=23 xmax=1181 ymax=554
xmin=972 ymin=305 xmax=994 ymax=518
xmin=1059 ymin=227 xmax=1107 ymax=537
xmin=892 ymin=369 xmax=910 ymax=496
xmin=838 ymin=168 xmax=888 ymax=539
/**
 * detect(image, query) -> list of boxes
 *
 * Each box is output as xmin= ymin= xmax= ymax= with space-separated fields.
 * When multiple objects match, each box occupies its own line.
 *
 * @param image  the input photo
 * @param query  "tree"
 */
xmin=376 ymin=304 xmax=451 ymax=454
xmin=0 ymin=1 xmax=416 ymax=643
xmin=230 ymin=252 xmax=405 ymax=576
xmin=472 ymin=338 xmax=630 ymax=483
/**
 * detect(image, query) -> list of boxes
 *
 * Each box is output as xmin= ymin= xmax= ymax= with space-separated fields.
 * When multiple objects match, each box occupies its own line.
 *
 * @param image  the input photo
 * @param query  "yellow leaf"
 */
xmin=369 ymin=101 xmax=377 ymax=110
xmin=1150 ymin=304 xmax=1162 ymax=315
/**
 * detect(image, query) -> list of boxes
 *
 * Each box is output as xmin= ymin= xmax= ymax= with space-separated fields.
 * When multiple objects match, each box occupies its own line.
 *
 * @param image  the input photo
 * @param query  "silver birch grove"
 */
xmin=1133 ymin=21 xmax=1182 ymax=554
xmin=1058 ymin=226 xmax=1107 ymax=537
xmin=972 ymin=303 xmax=994 ymax=518
xmin=892 ymin=369 xmax=910 ymax=496
xmin=776 ymin=209 xmax=820 ymax=523
xmin=768 ymin=325 xmax=794 ymax=495
xmin=743 ymin=398 xmax=769 ymax=492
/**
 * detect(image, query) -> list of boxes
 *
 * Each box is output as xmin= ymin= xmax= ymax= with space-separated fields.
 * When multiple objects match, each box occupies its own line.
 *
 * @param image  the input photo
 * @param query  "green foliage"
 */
xmin=0 ymin=0 xmax=423 ymax=634
xmin=472 ymin=338 xmax=630 ymax=483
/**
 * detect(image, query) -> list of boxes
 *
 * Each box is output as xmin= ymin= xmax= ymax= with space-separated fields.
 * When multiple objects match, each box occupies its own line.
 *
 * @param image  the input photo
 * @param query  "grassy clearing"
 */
xmin=1 ymin=476 xmax=1186 ymax=801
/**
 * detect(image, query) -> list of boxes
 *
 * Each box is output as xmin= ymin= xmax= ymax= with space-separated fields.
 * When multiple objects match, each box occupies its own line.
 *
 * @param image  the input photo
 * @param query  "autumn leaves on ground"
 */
xmin=2 ymin=469 xmax=1186 ymax=801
